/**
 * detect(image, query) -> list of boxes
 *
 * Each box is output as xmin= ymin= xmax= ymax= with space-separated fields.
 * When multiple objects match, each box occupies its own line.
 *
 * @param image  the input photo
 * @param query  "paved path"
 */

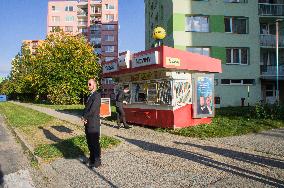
xmin=9 ymin=102 xmax=284 ymax=187
xmin=0 ymin=116 xmax=35 ymax=188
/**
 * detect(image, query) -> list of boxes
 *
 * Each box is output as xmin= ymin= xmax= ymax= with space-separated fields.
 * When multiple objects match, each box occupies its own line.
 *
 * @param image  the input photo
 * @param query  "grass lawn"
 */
xmin=157 ymin=107 xmax=284 ymax=138
xmin=0 ymin=102 xmax=121 ymax=161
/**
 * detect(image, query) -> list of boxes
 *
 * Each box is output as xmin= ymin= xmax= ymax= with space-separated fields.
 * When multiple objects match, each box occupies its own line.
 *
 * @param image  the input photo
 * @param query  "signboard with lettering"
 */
xmin=132 ymin=51 xmax=159 ymax=68
xmin=166 ymin=57 xmax=180 ymax=66
xmin=118 ymin=50 xmax=131 ymax=68
xmin=103 ymin=62 xmax=118 ymax=73
xmin=192 ymin=73 xmax=215 ymax=118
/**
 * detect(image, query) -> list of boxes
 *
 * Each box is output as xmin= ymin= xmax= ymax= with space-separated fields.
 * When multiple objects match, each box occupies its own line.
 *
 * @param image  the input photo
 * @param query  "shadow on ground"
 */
xmin=38 ymin=127 xmax=85 ymax=159
xmin=0 ymin=164 xmax=3 ymax=186
xmin=117 ymin=136 xmax=284 ymax=187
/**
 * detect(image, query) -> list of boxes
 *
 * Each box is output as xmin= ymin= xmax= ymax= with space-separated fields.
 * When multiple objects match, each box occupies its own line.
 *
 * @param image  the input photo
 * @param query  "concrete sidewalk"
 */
xmin=9 ymin=101 xmax=284 ymax=187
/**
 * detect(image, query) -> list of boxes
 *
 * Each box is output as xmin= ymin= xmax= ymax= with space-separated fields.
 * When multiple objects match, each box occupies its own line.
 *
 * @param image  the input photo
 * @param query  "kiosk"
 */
xmin=103 ymin=46 xmax=222 ymax=128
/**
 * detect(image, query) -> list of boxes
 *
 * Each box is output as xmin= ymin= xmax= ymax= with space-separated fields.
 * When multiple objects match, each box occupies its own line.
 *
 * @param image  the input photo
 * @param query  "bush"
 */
xmin=253 ymin=103 xmax=284 ymax=120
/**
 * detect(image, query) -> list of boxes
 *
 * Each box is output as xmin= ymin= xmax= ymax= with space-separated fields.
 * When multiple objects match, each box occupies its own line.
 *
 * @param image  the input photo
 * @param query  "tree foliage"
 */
xmin=0 ymin=32 xmax=101 ymax=104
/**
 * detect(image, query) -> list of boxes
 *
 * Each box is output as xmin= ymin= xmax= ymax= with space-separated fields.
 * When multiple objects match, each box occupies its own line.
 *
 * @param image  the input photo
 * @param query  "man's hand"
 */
xmin=123 ymin=101 xmax=128 ymax=105
xmin=81 ymin=117 xmax=87 ymax=124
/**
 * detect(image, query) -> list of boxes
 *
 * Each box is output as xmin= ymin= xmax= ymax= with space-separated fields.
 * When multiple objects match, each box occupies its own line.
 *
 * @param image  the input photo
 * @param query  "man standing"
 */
xmin=115 ymin=85 xmax=130 ymax=129
xmin=81 ymin=79 xmax=101 ymax=168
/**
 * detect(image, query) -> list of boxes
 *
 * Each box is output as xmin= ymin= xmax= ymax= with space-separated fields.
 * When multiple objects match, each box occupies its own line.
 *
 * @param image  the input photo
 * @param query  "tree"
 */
xmin=33 ymin=31 xmax=101 ymax=104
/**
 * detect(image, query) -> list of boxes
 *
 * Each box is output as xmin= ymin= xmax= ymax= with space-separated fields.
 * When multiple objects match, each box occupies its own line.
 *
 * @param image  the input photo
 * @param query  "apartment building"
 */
xmin=47 ymin=0 xmax=118 ymax=98
xmin=145 ymin=0 xmax=284 ymax=107
xmin=22 ymin=40 xmax=44 ymax=55
xmin=47 ymin=0 xmax=118 ymax=62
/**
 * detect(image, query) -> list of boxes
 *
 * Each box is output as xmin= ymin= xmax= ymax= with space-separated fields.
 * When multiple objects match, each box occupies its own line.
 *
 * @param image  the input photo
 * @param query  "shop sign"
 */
xmin=166 ymin=57 xmax=180 ymax=66
xmin=103 ymin=62 xmax=118 ymax=73
xmin=132 ymin=51 xmax=159 ymax=68
xmin=118 ymin=50 xmax=131 ymax=68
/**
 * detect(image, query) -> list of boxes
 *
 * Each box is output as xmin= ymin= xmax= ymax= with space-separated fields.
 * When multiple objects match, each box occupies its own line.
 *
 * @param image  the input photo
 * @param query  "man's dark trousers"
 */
xmin=85 ymin=128 xmax=101 ymax=163
xmin=116 ymin=106 xmax=127 ymax=126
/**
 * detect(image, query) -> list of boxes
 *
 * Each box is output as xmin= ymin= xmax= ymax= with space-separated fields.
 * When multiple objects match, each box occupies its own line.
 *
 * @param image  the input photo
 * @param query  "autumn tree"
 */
xmin=33 ymin=32 xmax=101 ymax=104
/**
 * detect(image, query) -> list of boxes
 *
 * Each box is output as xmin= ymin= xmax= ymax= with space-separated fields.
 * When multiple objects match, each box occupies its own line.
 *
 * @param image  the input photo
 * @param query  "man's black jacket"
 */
xmin=83 ymin=91 xmax=101 ymax=133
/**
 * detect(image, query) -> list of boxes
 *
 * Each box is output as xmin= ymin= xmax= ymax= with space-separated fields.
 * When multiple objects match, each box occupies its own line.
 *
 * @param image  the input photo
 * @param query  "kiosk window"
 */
xmin=174 ymin=81 xmax=191 ymax=105
xmin=132 ymin=83 xmax=147 ymax=103
xmin=156 ymin=80 xmax=172 ymax=105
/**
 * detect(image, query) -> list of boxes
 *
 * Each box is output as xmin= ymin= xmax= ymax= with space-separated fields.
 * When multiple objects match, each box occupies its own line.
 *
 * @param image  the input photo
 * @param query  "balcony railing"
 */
xmin=78 ymin=21 xmax=88 ymax=26
xmin=260 ymin=34 xmax=284 ymax=47
xmin=259 ymin=3 xmax=284 ymax=16
xmin=261 ymin=65 xmax=284 ymax=76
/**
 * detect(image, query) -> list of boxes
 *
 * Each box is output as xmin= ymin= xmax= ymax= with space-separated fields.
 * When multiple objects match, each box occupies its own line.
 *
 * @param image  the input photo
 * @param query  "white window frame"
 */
xmin=65 ymin=15 xmax=74 ymax=22
xmin=225 ymin=17 xmax=248 ymax=34
xmin=226 ymin=48 xmax=249 ymax=65
xmin=221 ymin=79 xmax=254 ymax=85
xmin=52 ymin=16 xmax=60 ymax=23
xmin=65 ymin=6 xmax=74 ymax=12
xmin=105 ymin=4 xmax=115 ymax=10
xmin=185 ymin=16 xmax=209 ymax=32
xmin=103 ymin=24 xmax=115 ymax=30
xmin=106 ymin=14 xmax=114 ymax=21
xmin=104 ymin=45 xmax=115 ymax=53
xmin=65 ymin=26 xmax=73 ymax=32
xmin=104 ymin=35 xmax=115 ymax=42
xmin=186 ymin=47 xmax=210 ymax=56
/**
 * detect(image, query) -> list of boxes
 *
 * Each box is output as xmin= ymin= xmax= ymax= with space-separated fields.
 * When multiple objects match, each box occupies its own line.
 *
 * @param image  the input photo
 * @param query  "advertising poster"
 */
xmin=193 ymin=74 xmax=214 ymax=118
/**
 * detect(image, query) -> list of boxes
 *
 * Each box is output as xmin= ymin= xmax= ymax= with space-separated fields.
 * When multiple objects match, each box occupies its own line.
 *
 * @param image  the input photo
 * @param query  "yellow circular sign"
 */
xmin=152 ymin=27 xmax=166 ymax=40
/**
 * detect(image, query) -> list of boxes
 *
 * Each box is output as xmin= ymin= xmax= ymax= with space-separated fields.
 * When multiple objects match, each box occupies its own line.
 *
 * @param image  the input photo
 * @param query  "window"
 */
xmin=94 ymin=48 xmax=102 ymax=54
xmin=51 ymin=26 xmax=60 ymax=32
xmin=65 ymin=6 xmax=73 ymax=12
xmin=225 ymin=17 xmax=248 ymax=34
xmin=260 ymin=23 xmax=276 ymax=35
xmin=65 ymin=26 xmax=73 ymax=32
xmin=106 ymin=14 xmax=114 ymax=21
xmin=187 ymin=47 xmax=210 ymax=56
xmin=105 ymin=57 xmax=115 ymax=62
xmin=104 ymin=35 xmax=114 ymax=42
xmin=105 ymin=4 xmax=115 ymax=10
xmin=104 ymin=46 xmax=115 ymax=53
xmin=186 ymin=16 xmax=209 ymax=32
xmin=102 ymin=24 xmax=115 ymax=30
xmin=65 ymin=16 xmax=74 ymax=22
xmin=226 ymin=48 xmax=249 ymax=65
xmin=52 ymin=6 xmax=59 ymax=11
xmin=52 ymin=16 xmax=60 ymax=23
xmin=224 ymin=0 xmax=247 ymax=2
xmin=221 ymin=79 xmax=255 ymax=85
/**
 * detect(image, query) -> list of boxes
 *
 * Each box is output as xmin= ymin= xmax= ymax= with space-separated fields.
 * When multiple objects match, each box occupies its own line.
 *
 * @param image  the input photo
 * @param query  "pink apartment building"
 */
xmin=47 ymin=0 xmax=118 ymax=98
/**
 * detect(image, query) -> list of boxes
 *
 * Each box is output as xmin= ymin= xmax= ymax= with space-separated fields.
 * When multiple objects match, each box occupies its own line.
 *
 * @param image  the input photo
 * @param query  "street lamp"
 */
xmin=276 ymin=19 xmax=283 ymax=103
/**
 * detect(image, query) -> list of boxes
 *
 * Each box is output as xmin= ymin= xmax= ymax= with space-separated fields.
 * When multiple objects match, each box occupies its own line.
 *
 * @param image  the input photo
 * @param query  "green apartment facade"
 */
xmin=145 ymin=0 xmax=284 ymax=107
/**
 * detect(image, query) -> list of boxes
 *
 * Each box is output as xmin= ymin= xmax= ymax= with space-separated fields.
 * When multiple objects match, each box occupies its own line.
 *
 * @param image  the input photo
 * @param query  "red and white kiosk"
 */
xmin=103 ymin=46 xmax=222 ymax=128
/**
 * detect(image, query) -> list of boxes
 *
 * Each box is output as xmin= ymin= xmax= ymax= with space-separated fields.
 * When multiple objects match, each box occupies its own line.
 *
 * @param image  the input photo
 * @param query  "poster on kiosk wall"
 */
xmin=193 ymin=73 xmax=215 ymax=118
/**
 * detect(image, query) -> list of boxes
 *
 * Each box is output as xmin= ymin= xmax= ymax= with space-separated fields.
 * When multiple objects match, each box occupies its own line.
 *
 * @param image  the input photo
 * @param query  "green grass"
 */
xmin=0 ymin=102 xmax=54 ymax=129
xmin=34 ymin=135 xmax=121 ymax=161
xmin=36 ymin=104 xmax=84 ymax=110
xmin=157 ymin=107 xmax=284 ymax=138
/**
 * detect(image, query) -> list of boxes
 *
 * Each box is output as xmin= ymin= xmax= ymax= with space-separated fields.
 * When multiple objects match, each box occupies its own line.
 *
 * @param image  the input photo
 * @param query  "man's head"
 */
xmin=88 ymin=79 xmax=97 ymax=92
xmin=199 ymin=96 xmax=205 ymax=106
xmin=123 ymin=85 xmax=129 ymax=93
xmin=206 ymin=96 xmax=211 ymax=106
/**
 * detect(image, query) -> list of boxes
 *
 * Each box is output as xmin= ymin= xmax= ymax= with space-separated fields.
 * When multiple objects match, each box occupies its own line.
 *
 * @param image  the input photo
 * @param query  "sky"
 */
xmin=0 ymin=0 xmax=145 ymax=78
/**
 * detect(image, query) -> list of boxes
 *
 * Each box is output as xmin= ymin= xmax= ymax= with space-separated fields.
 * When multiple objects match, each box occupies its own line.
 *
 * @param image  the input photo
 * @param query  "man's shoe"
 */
xmin=79 ymin=156 xmax=89 ymax=164
xmin=94 ymin=160 xmax=102 ymax=168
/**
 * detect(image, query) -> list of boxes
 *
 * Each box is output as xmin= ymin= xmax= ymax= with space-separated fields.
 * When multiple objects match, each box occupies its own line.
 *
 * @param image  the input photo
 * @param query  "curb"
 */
xmin=1 ymin=115 xmax=41 ymax=165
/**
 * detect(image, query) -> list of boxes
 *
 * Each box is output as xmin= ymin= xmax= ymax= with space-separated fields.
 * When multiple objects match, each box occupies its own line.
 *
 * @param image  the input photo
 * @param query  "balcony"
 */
xmin=78 ymin=21 xmax=88 ymax=27
xmin=260 ymin=34 xmax=284 ymax=47
xmin=91 ymin=0 xmax=102 ymax=4
xmin=261 ymin=65 xmax=284 ymax=79
xmin=77 ymin=10 xmax=87 ymax=16
xmin=259 ymin=3 xmax=284 ymax=16
xmin=91 ymin=18 xmax=102 ymax=24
